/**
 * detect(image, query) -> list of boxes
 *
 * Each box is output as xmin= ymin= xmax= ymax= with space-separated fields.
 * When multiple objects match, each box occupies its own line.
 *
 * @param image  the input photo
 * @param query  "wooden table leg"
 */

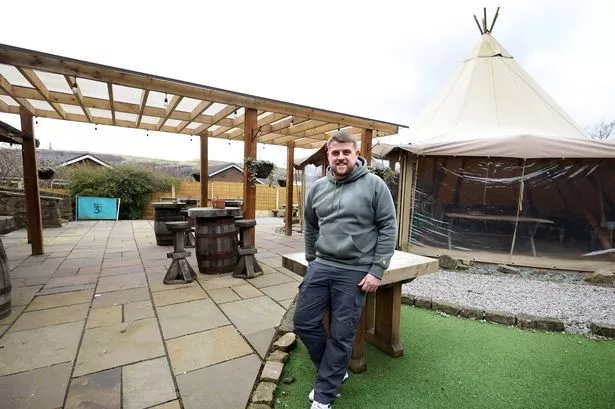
xmin=349 ymin=310 xmax=367 ymax=373
xmin=365 ymin=284 xmax=403 ymax=357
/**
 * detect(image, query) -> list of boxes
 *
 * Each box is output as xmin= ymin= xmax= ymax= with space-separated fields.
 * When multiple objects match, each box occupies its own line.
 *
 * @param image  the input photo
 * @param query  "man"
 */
xmin=294 ymin=131 xmax=397 ymax=409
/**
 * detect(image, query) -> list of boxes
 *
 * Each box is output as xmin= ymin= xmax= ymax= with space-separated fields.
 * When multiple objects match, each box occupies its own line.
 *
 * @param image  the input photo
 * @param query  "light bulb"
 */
xmin=71 ymin=81 xmax=78 ymax=93
xmin=163 ymin=92 xmax=169 ymax=108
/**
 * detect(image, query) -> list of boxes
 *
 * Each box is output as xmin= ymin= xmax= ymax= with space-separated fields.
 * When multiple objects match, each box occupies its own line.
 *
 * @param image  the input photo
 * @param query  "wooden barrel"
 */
xmin=0 ymin=238 xmax=11 ymax=320
xmin=195 ymin=217 xmax=238 ymax=274
xmin=153 ymin=204 xmax=185 ymax=246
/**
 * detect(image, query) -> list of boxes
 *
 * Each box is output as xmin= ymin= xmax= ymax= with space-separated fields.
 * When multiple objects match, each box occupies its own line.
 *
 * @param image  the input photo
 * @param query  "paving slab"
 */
xmin=149 ymin=400 xmax=181 ymax=409
xmin=10 ymin=276 xmax=50 ymax=287
xmin=38 ymin=283 xmax=96 ymax=296
xmin=74 ymin=317 xmax=165 ymax=376
xmin=148 ymin=274 xmax=201 ymax=293
xmin=0 ymin=320 xmax=83 ymax=376
xmin=65 ymin=367 xmax=121 ymax=409
xmin=198 ymin=274 xmax=246 ymax=290
xmin=260 ymin=281 xmax=299 ymax=302
xmin=0 ymin=362 xmax=72 ymax=409
xmin=123 ymin=357 xmax=177 ymax=409
xmin=0 ymin=325 xmax=7 ymax=337
xmin=91 ymin=287 xmax=151 ymax=309
xmin=124 ymin=300 xmax=155 ymax=322
xmin=166 ymin=325 xmax=253 ymax=375
xmin=9 ymin=303 xmax=89 ymax=332
xmin=278 ymin=298 xmax=295 ymax=309
xmin=96 ymin=272 xmax=148 ymax=293
xmin=158 ymin=298 xmax=230 ymax=340
xmin=27 ymin=289 xmax=93 ymax=311
xmin=219 ymin=296 xmax=286 ymax=336
xmin=152 ymin=286 xmax=208 ymax=307
xmin=248 ymin=272 xmax=295 ymax=289
xmin=176 ymin=354 xmax=261 ymax=409
xmin=207 ymin=287 xmax=241 ymax=303
xmin=100 ymin=265 xmax=145 ymax=277
xmin=0 ymin=305 xmax=26 ymax=326
xmin=44 ymin=274 xmax=99 ymax=289
xmin=232 ymin=283 xmax=264 ymax=299
xmin=86 ymin=305 xmax=123 ymax=329
xmin=245 ymin=327 xmax=276 ymax=358
xmin=11 ymin=285 xmax=42 ymax=306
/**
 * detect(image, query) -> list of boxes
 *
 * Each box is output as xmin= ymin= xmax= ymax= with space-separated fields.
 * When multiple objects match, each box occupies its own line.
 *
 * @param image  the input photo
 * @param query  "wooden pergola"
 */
xmin=0 ymin=43 xmax=406 ymax=254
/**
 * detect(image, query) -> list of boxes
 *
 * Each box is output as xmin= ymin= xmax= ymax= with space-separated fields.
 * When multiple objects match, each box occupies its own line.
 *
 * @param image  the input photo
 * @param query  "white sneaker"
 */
xmin=308 ymin=372 xmax=349 ymax=402
xmin=311 ymin=401 xmax=331 ymax=409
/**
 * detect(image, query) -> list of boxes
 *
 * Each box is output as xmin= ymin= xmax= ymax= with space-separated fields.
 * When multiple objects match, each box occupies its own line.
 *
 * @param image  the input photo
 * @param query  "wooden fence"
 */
xmin=143 ymin=181 xmax=302 ymax=219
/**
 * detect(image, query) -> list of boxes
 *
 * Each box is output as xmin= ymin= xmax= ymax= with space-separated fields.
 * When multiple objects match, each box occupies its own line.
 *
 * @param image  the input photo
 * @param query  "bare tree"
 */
xmin=0 ymin=144 xmax=24 ymax=185
xmin=587 ymin=119 xmax=615 ymax=140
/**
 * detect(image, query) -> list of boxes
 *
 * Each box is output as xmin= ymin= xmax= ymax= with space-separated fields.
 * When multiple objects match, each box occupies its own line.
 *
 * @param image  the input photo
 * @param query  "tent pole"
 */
xmin=509 ymin=159 xmax=527 ymax=256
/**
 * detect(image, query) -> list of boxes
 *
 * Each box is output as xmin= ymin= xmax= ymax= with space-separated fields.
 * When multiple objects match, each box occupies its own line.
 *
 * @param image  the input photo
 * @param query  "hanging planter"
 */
xmin=38 ymin=168 xmax=55 ymax=180
xmin=277 ymin=179 xmax=287 ymax=187
xmin=245 ymin=157 xmax=275 ymax=186
xmin=191 ymin=172 xmax=200 ymax=182
xmin=368 ymin=166 xmax=396 ymax=186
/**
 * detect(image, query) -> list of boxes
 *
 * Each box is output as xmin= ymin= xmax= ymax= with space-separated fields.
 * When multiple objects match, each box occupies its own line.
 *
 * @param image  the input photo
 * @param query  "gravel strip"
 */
xmin=403 ymin=267 xmax=615 ymax=335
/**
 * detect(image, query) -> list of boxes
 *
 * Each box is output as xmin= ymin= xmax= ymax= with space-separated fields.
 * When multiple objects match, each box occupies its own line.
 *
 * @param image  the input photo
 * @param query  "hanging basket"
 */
xmin=191 ymin=172 xmax=200 ymax=182
xmin=253 ymin=162 xmax=274 ymax=178
xmin=277 ymin=179 xmax=287 ymax=187
xmin=38 ymin=168 xmax=55 ymax=180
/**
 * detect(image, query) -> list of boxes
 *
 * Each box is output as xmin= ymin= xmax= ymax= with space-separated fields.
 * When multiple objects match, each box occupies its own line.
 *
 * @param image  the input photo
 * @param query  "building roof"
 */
xmin=55 ymin=153 xmax=112 ymax=168
xmin=0 ymin=43 xmax=406 ymax=149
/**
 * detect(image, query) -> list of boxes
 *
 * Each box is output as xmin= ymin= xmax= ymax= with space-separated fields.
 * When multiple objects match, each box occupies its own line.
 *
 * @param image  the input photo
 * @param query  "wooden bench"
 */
xmin=282 ymin=251 xmax=438 ymax=373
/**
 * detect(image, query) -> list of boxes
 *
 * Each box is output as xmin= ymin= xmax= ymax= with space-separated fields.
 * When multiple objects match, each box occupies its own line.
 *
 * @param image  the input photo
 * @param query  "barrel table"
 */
xmin=188 ymin=207 xmax=242 ymax=274
xmin=0 ymin=238 xmax=11 ymax=319
xmin=152 ymin=202 xmax=186 ymax=246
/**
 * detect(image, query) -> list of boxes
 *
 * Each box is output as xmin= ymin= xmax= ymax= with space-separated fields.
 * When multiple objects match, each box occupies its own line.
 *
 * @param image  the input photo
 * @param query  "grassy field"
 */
xmin=275 ymin=306 xmax=615 ymax=409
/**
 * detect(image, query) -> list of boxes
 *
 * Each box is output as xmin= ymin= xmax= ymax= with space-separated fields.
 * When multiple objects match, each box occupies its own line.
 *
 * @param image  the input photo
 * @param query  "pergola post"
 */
xmin=361 ymin=128 xmax=373 ymax=165
xmin=243 ymin=108 xmax=258 ymax=244
xmin=285 ymin=141 xmax=295 ymax=236
xmin=19 ymin=106 xmax=44 ymax=255
xmin=199 ymin=134 xmax=209 ymax=207
xmin=396 ymin=154 xmax=416 ymax=251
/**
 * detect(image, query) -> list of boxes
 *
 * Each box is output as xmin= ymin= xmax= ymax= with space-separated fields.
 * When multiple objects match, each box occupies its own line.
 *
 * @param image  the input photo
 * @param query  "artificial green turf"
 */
xmin=275 ymin=306 xmax=615 ymax=409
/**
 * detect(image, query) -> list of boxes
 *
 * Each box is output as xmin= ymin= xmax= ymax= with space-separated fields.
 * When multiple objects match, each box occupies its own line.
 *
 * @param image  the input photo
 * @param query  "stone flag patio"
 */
xmin=0 ymin=218 xmax=302 ymax=409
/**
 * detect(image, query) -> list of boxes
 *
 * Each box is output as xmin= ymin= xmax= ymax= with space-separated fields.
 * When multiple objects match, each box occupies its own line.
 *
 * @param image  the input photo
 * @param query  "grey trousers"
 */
xmin=293 ymin=261 xmax=366 ymax=405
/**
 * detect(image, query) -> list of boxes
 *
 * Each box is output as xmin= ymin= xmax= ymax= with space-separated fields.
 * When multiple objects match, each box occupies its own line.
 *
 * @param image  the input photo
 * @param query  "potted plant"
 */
xmin=191 ymin=172 xmax=200 ymax=182
xmin=245 ymin=157 xmax=275 ymax=186
xmin=38 ymin=167 xmax=55 ymax=180
xmin=277 ymin=179 xmax=287 ymax=187
xmin=368 ymin=166 xmax=396 ymax=186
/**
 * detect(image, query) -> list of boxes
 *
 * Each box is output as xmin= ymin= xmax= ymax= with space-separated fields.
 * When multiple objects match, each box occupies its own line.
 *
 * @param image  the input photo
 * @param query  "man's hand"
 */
xmin=358 ymin=274 xmax=381 ymax=293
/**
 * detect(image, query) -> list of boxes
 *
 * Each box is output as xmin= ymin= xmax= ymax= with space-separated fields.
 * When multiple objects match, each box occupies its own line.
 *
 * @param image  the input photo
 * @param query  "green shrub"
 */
xmin=70 ymin=165 xmax=174 ymax=220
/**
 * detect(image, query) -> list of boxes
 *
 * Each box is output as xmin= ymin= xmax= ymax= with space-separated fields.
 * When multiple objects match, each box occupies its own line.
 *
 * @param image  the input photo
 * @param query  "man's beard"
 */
xmin=331 ymin=161 xmax=351 ymax=177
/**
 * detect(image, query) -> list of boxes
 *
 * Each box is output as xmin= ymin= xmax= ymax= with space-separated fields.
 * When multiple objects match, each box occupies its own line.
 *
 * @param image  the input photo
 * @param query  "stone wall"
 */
xmin=0 ymin=189 xmax=64 ymax=228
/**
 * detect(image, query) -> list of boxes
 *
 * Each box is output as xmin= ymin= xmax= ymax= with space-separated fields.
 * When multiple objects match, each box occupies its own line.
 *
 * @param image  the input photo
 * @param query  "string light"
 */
xmin=71 ymin=77 xmax=78 ymax=93
xmin=163 ymin=92 xmax=169 ymax=108
xmin=94 ymin=123 xmax=98 ymax=132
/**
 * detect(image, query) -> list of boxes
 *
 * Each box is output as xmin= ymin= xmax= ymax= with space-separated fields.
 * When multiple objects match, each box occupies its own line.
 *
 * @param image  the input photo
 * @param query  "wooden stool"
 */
xmin=180 ymin=210 xmax=196 ymax=248
xmin=164 ymin=221 xmax=197 ymax=284
xmin=233 ymin=219 xmax=263 ymax=279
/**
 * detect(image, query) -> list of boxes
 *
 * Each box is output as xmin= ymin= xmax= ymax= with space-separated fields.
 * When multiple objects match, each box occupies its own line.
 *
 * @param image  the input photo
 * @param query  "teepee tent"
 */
xmin=394 ymin=9 xmax=615 ymax=267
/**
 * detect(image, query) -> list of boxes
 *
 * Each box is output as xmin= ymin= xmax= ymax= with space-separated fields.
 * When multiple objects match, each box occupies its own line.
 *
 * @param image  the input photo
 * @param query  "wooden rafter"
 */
xmin=0 ymin=73 xmax=35 ymax=115
xmin=136 ymin=89 xmax=149 ymax=128
xmin=195 ymin=105 xmax=237 ymax=136
xmin=156 ymin=95 xmax=183 ymax=131
xmin=175 ymin=100 xmax=214 ymax=133
xmin=107 ymin=83 xmax=116 ymax=125
xmin=18 ymin=68 xmax=66 ymax=119
xmin=64 ymin=75 xmax=93 ymax=123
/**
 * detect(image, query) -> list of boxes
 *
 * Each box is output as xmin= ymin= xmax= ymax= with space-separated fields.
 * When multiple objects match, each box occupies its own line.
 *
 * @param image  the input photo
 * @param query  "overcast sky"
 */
xmin=1 ymin=0 xmax=613 ymax=166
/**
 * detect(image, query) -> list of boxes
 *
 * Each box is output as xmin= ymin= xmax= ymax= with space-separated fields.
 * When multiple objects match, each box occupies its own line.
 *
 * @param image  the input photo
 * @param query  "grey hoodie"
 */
xmin=304 ymin=156 xmax=397 ymax=279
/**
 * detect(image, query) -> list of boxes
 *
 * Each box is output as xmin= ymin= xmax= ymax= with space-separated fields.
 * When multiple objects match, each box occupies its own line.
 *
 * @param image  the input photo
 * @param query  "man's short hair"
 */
xmin=327 ymin=130 xmax=358 ymax=149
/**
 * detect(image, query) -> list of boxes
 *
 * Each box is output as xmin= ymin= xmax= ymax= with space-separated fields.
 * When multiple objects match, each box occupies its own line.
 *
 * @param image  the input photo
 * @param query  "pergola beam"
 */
xmin=156 ymin=95 xmax=183 ymax=131
xmin=107 ymin=83 xmax=116 ymax=125
xmin=0 ymin=45 xmax=403 ymax=135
